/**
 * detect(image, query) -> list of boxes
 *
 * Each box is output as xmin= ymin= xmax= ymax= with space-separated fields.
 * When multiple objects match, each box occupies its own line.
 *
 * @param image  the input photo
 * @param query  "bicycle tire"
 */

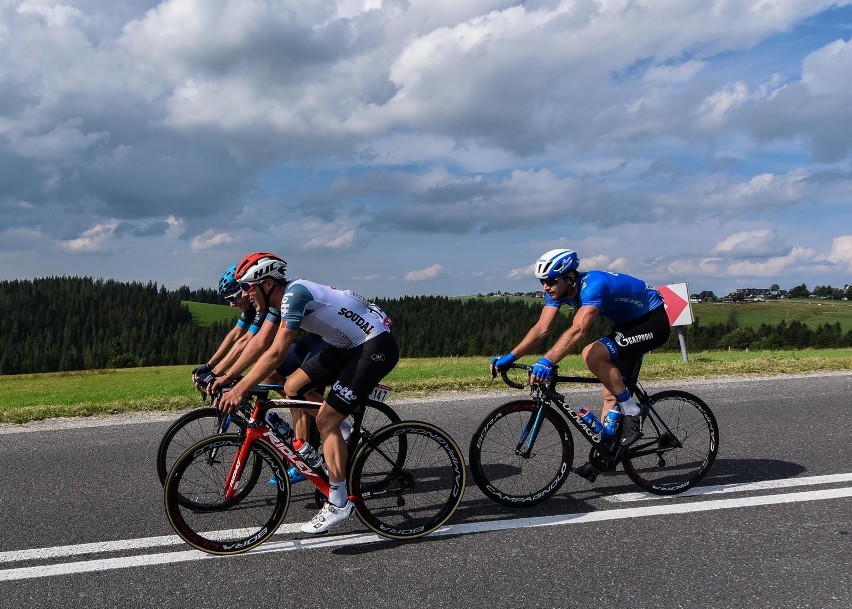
xmin=164 ymin=434 xmax=291 ymax=555
xmin=622 ymin=390 xmax=719 ymax=495
xmin=350 ymin=421 xmax=465 ymax=540
xmin=468 ymin=400 xmax=574 ymax=507
xmin=156 ymin=407 xmax=228 ymax=484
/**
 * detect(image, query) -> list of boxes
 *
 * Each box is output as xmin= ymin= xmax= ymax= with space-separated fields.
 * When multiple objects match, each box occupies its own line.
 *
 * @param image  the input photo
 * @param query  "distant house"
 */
xmin=689 ymin=290 xmax=717 ymax=302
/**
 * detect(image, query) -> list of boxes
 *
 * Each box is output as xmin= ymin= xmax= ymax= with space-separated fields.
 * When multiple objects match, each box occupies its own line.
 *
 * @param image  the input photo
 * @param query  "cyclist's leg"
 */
xmin=320 ymin=333 xmax=399 ymax=488
xmin=586 ymin=307 xmax=671 ymax=446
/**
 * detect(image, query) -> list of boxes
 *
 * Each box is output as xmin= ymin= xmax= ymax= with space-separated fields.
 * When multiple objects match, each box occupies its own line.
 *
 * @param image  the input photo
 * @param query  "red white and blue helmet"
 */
xmin=534 ymin=249 xmax=580 ymax=281
xmin=217 ymin=263 xmax=240 ymax=297
xmin=234 ymin=251 xmax=287 ymax=283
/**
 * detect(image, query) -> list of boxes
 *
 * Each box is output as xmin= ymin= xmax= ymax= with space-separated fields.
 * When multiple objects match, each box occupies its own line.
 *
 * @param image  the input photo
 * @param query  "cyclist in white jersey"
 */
xmin=219 ymin=252 xmax=399 ymax=534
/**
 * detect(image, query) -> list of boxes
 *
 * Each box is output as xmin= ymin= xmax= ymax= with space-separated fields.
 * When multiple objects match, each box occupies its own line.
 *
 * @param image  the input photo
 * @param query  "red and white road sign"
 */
xmin=656 ymin=282 xmax=694 ymax=327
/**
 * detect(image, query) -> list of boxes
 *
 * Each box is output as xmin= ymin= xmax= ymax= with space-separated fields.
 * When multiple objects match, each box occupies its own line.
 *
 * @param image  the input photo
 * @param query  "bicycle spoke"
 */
xmin=352 ymin=422 xmax=465 ymax=539
xmin=164 ymin=435 xmax=290 ymax=554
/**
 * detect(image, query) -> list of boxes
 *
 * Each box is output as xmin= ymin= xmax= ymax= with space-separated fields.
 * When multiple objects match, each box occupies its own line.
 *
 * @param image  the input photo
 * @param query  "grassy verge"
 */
xmin=1 ymin=349 xmax=850 ymax=424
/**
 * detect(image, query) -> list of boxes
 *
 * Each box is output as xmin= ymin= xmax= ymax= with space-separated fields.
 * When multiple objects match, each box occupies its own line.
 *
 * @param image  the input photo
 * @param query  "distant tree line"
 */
xmin=0 ymin=277 xmax=229 ymax=375
xmin=1 ymin=278 xmax=850 ymax=375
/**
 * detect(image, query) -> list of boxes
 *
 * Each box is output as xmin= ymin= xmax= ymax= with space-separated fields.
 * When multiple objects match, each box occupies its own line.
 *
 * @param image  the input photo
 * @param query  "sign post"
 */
xmin=655 ymin=282 xmax=694 ymax=363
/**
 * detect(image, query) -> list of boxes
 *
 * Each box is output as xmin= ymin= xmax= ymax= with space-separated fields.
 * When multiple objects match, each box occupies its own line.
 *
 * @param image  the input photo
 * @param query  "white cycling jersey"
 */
xmin=280 ymin=279 xmax=392 ymax=349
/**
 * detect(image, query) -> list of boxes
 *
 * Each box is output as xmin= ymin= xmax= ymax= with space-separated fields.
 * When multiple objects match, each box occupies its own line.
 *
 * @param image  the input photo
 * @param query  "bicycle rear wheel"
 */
xmin=164 ymin=434 xmax=291 ymax=555
xmin=468 ymin=400 xmax=573 ymax=507
xmin=350 ymin=421 xmax=465 ymax=540
xmin=623 ymin=390 xmax=719 ymax=495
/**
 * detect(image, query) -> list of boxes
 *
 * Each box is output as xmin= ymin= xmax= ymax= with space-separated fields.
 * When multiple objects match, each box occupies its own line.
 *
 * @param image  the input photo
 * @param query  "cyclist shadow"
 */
xmin=452 ymin=457 xmax=809 ymax=522
xmin=330 ymin=458 xmax=809 ymax=554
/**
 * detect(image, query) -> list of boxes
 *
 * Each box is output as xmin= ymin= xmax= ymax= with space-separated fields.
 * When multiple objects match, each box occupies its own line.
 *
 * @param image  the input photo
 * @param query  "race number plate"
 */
xmin=369 ymin=384 xmax=391 ymax=402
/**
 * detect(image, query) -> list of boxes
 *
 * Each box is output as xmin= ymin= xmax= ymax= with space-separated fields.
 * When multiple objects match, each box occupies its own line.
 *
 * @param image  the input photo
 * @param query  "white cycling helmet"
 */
xmin=234 ymin=251 xmax=287 ymax=283
xmin=534 ymin=248 xmax=580 ymax=281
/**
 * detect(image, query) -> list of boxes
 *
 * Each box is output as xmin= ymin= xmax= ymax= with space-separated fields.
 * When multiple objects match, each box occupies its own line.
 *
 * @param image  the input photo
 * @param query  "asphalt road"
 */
xmin=1 ymin=373 xmax=851 ymax=609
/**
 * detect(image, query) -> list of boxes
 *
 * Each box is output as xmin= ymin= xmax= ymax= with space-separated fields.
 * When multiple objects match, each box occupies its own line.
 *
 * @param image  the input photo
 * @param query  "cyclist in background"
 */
xmin=192 ymin=263 xmax=265 ymax=390
xmin=218 ymin=252 xmax=398 ymax=534
xmin=490 ymin=248 xmax=671 ymax=471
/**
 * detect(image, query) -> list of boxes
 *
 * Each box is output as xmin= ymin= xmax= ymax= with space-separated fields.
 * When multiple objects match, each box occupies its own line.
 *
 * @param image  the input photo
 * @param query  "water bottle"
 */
xmin=601 ymin=404 xmax=623 ymax=440
xmin=293 ymin=438 xmax=323 ymax=469
xmin=266 ymin=411 xmax=294 ymax=442
xmin=577 ymin=407 xmax=603 ymax=434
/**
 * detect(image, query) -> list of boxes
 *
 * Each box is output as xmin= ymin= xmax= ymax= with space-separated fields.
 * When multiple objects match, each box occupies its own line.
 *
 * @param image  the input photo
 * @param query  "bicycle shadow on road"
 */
xmin=687 ymin=457 xmax=807 ymax=486
xmin=330 ymin=458 xmax=810 ymax=555
xmin=449 ymin=457 xmax=809 ymax=524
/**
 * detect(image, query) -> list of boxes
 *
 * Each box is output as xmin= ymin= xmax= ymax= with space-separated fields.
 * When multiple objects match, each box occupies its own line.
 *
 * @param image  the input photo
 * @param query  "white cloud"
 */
xmin=60 ymin=220 xmax=120 ymax=253
xmin=165 ymin=215 xmax=185 ymax=237
xmin=712 ymin=229 xmax=790 ymax=259
xmin=801 ymin=38 xmax=852 ymax=96
xmin=191 ymin=230 xmax=234 ymax=252
xmin=405 ymin=263 xmax=443 ymax=281
xmin=301 ymin=216 xmax=358 ymax=251
xmin=726 ymin=246 xmax=816 ymax=277
xmin=826 ymin=235 xmax=852 ymax=272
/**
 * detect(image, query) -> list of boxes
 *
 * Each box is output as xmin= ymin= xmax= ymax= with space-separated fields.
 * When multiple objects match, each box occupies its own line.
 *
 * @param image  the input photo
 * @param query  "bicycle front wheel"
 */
xmin=468 ymin=400 xmax=573 ymax=507
xmin=350 ymin=421 xmax=465 ymax=540
xmin=164 ymin=434 xmax=291 ymax=555
xmin=156 ymin=407 xmax=229 ymax=485
xmin=623 ymin=390 xmax=719 ymax=495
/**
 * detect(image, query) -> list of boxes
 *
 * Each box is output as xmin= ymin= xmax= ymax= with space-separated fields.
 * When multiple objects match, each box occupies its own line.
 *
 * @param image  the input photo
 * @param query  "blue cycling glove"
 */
xmin=491 ymin=353 xmax=517 ymax=371
xmin=531 ymin=357 xmax=553 ymax=382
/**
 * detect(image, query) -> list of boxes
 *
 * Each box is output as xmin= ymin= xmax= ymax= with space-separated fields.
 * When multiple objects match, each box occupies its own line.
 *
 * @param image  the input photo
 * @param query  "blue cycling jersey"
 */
xmin=545 ymin=271 xmax=665 ymax=325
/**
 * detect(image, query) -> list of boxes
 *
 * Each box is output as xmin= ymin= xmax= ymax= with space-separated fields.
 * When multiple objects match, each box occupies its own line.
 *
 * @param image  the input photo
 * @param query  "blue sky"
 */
xmin=1 ymin=0 xmax=851 ymax=298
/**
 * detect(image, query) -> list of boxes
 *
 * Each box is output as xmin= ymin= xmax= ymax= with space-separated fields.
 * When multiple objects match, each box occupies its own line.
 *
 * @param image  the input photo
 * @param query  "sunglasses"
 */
xmin=240 ymin=281 xmax=262 ymax=292
xmin=223 ymin=292 xmax=241 ymax=303
xmin=539 ymin=277 xmax=561 ymax=287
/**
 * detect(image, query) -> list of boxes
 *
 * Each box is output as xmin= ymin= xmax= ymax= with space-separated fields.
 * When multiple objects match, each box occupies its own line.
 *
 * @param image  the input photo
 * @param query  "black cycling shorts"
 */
xmin=300 ymin=332 xmax=399 ymax=416
xmin=598 ymin=305 xmax=671 ymax=379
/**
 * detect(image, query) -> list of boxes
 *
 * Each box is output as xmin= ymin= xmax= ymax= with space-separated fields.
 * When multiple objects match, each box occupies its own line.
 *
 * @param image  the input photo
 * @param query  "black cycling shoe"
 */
xmin=572 ymin=462 xmax=599 ymax=483
xmin=619 ymin=413 xmax=643 ymax=447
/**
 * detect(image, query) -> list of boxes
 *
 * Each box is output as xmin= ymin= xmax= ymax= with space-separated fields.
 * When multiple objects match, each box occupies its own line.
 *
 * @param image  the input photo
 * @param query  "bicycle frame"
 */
xmin=223 ymin=395 xmax=332 ymax=501
xmin=510 ymin=367 xmax=669 ymax=465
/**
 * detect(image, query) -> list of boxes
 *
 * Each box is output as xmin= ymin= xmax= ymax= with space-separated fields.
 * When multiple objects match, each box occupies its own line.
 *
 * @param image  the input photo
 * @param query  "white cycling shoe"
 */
xmin=301 ymin=501 xmax=355 ymax=534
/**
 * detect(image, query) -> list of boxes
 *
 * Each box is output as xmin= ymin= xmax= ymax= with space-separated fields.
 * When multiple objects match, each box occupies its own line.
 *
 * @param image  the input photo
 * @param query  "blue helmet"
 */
xmin=534 ymin=249 xmax=580 ymax=281
xmin=218 ymin=263 xmax=240 ymax=297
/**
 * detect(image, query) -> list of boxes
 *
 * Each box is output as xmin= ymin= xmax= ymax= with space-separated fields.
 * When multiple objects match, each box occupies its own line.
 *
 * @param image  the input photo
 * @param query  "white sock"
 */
xmin=615 ymin=389 xmax=641 ymax=416
xmin=329 ymin=480 xmax=348 ymax=507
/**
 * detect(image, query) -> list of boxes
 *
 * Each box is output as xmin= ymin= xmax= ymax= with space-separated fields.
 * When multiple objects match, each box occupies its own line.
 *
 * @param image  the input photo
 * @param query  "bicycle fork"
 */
xmin=516 ymin=399 xmax=548 ymax=458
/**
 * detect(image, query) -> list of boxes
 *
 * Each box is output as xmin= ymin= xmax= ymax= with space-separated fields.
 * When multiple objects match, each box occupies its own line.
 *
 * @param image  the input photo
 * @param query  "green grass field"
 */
xmin=1 ymin=349 xmax=850 ymax=424
xmin=474 ymin=296 xmax=852 ymax=331
xmin=182 ymin=301 xmax=240 ymax=326
xmin=692 ymin=299 xmax=852 ymax=331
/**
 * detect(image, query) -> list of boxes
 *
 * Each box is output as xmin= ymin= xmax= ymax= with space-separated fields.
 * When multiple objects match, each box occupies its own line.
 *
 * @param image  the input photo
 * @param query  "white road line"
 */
xmin=605 ymin=472 xmax=852 ymax=503
xmin=1 ymin=485 xmax=850 ymax=582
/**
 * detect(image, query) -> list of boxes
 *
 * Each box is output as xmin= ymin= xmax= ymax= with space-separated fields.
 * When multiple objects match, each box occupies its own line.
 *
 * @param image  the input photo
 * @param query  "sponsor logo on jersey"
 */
xmin=615 ymin=297 xmax=645 ymax=308
xmin=338 ymin=307 xmax=375 ymax=335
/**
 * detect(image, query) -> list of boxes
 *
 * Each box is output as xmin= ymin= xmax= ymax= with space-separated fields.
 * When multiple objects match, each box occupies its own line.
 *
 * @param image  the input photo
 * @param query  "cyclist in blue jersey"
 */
xmin=218 ymin=252 xmax=399 ymax=534
xmin=192 ymin=263 xmax=266 ymax=391
xmin=490 ymin=249 xmax=671 ymax=460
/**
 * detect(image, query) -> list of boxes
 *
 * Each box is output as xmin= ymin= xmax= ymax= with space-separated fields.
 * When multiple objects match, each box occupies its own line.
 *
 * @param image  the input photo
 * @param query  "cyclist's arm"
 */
xmin=219 ymin=318 xmax=280 ymax=381
xmin=210 ymin=328 xmax=256 ymax=377
xmin=543 ymin=305 xmax=599 ymax=363
xmin=206 ymin=325 xmax=248 ymax=368
xmin=221 ymin=327 xmax=299 ymax=409
xmin=507 ymin=305 xmax=560 ymax=359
